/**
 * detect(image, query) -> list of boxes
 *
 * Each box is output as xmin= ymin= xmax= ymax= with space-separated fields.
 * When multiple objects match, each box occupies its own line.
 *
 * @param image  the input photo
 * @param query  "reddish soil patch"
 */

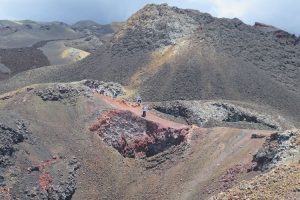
xmin=0 ymin=187 xmax=11 ymax=200
xmin=97 ymin=94 xmax=188 ymax=129
xmin=27 ymin=157 xmax=59 ymax=191
xmin=90 ymin=110 xmax=190 ymax=158
xmin=38 ymin=157 xmax=58 ymax=171
xmin=39 ymin=173 xmax=52 ymax=191
xmin=38 ymin=158 xmax=59 ymax=191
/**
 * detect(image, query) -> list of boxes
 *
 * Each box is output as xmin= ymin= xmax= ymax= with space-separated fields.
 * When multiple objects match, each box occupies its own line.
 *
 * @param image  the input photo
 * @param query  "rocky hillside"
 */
xmin=211 ymin=129 xmax=300 ymax=200
xmin=1 ymin=80 xmax=298 ymax=199
xmin=0 ymin=4 xmax=299 ymax=125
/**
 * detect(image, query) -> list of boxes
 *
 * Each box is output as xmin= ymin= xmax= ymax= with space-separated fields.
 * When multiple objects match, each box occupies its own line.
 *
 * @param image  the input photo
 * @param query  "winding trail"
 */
xmin=96 ymin=93 xmax=189 ymax=130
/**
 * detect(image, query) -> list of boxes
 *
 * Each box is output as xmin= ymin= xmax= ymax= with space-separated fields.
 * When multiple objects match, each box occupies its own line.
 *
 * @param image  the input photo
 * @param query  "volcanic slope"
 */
xmin=0 ymin=20 xmax=82 ymax=49
xmin=1 ymin=80 xmax=297 ymax=200
xmin=0 ymin=4 xmax=299 ymax=124
xmin=0 ymin=20 xmax=123 ymax=81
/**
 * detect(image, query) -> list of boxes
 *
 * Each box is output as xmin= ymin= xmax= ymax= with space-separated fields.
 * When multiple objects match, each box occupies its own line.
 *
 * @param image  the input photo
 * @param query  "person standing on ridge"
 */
xmin=142 ymin=105 xmax=148 ymax=117
xmin=112 ymin=90 xmax=117 ymax=99
xmin=137 ymin=95 xmax=142 ymax=106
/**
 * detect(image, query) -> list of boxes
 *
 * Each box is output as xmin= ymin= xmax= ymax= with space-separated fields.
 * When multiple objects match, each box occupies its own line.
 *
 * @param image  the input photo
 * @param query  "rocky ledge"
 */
xmin=253 ymin=129 xmax=299 ymax=171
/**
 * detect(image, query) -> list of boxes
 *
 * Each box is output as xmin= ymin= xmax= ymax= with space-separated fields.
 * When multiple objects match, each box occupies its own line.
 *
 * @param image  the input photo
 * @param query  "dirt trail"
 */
xmin=97 ymin=94 xmax=189 ymax=130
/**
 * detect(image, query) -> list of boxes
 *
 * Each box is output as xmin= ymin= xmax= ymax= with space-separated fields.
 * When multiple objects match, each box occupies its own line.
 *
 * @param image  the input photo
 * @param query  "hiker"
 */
xmin=112 ymin=90 xmax=117 ymax=99
xmin=136 ymin=96 xmax=142 ymax=105
xmin=142 ymin=105 xmax=148 ymax=117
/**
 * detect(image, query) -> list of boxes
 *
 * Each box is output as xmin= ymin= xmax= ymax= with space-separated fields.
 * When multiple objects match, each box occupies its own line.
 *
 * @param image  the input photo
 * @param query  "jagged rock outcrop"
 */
xmin=34 ymin=84 xmax=88 ymax=102
xmin=111 ymin=3 xmax=213 ymax=54
xmin=0 ymin=116 xmax=30 ymax=199
xmin=0 ymin=111 xmax=81 ymax=200
xmin=0 ymin=121 xmax=28 ymax=168
xmin=152 ymin=100 xmax=287 ymax=130
xmin=82 ymin=79 xmax=125 ymax=97
xmin=34 ymin=80 xmax=125 ymax=102
xmin=253 ymin=129 xmax=299 ymax=171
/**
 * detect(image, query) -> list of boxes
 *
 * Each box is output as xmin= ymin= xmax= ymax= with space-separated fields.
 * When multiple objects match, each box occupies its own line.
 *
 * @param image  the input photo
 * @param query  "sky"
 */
xmin=0 ymin=0 xmax=299 ymax=35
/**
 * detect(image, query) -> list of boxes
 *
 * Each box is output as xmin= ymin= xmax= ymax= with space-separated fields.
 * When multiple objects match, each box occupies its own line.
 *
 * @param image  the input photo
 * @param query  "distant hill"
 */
xmin=72 ymin=20 xmax=124 ymax=39
xmin=0 ymin=20 xmax=122 ymax=81
xmin=0 ymin=20 xmax=83 ymax=48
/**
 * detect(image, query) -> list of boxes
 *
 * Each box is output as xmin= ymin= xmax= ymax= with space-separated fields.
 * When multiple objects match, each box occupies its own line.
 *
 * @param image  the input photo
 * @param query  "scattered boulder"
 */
xmin=111 ymin=3 xmax=213 ymax=54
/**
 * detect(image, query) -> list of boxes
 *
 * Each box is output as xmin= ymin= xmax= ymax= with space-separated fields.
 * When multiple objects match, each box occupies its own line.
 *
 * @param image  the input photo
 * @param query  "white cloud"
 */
xmin=208 ymin=0 xmax=252 ymax=17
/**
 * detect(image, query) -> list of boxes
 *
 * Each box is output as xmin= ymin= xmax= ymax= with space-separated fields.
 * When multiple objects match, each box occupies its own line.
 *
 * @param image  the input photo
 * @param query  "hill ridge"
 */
xmin=0 ymin=3 xmax=299 ymax=125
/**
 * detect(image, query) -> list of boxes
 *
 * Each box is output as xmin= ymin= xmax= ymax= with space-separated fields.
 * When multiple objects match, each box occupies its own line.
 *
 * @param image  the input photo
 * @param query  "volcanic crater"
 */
xmin=90 ymin=109 xmax=190 ymax=158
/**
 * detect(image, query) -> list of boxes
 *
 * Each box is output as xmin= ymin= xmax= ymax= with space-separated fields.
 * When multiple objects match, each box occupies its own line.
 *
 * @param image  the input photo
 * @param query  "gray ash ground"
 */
xmin=0 ymin=47 xmax=50 ymax=81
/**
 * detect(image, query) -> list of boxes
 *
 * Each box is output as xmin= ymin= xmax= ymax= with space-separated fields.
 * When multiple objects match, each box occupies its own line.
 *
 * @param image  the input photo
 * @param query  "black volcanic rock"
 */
xmin=0 ymin=121 xmax=27 ymax=167
xmin=253 ymin=130 xmax=299 ymax=171
xmin=111 ymin=4 xmax=214 ymax=54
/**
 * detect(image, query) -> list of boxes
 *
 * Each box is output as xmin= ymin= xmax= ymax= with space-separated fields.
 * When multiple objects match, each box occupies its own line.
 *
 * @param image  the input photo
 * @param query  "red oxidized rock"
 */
xmin=90 ymin=110 xmax=189 ymax=158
